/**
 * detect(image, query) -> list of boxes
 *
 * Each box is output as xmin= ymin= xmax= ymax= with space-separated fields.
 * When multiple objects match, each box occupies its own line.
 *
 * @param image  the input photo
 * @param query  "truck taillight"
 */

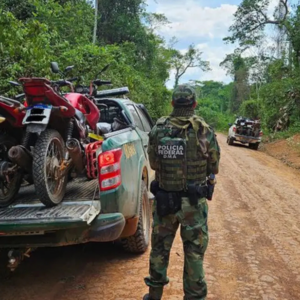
xmin=259 ymin=131 xmax=263 ymax=136
xmin=98 ymin=148 xmax=122 ymax=191
xmin=233 ymin=126 xmax=236 ymax=132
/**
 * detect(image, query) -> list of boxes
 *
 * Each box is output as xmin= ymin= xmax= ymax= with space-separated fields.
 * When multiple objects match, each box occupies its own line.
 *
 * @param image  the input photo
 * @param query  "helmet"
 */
xmin=172 ymin=85 xmax=196 ymax=108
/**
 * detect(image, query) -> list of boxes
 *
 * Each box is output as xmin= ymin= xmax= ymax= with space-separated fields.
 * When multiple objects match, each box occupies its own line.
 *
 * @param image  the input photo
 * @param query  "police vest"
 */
xmin=155 ymin=118 xmax=207 ymax=192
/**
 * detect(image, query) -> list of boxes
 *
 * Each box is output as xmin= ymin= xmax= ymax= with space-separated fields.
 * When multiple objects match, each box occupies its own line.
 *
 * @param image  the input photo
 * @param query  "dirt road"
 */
xmin=1 ymin=134 xmax=300 ymax=300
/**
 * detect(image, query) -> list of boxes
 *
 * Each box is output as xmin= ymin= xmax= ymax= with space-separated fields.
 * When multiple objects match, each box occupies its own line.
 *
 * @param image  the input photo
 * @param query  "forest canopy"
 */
xmin=1 ymin=0 xmax=300 ymax=134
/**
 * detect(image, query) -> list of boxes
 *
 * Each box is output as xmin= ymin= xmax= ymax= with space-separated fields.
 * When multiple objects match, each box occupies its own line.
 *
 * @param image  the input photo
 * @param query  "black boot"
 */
xmin=143 ymin=294 xmax=161 ymax=300
xmin=143 ymin=286 xmax=163 ymax=300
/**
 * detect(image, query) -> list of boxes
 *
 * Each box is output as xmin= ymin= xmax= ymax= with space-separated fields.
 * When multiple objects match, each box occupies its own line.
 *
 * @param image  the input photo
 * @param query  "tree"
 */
xmin=0 ymin=0 xmax=176 ymax=120
xmin=224 ymin=0 xmax=289 ymax=47
xmin=97 ymin=0 xmax=145 ymax=45
xmin=220 ymin=49 xmax=251 ymax=112
xmin=143 ymin=12 xmax=170 ymax=32
xmin=171 ymin=45 xmax=210 ymax=88
xmin=93 ymin=0 xmax=98 ymax=44
xmin=189 ymin=81 xmax=234 ymax=130
xmin=0 ymin=0 xmax=35 ymax=20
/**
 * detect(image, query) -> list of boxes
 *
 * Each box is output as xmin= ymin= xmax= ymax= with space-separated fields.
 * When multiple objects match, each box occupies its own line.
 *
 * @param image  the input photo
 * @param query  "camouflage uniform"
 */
xmin=144 ymin=85 xmax=220 ymax=300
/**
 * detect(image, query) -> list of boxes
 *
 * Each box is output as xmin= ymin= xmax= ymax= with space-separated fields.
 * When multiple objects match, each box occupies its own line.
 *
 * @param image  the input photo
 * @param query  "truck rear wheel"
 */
xmin=249 ymin=143 xmax=260 ymax=150
xmin=228 ymin=137 xmax=234 ymax=146
xmin=121 ymin=180 xmax=150 ymax=253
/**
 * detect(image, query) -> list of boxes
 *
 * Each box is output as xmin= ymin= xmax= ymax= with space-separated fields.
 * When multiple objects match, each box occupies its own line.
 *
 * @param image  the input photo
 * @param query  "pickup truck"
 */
xmin=227 ymin=117 xmax=262 ymax=150
xmin=0 ymin=87 xmax=154 ymax=270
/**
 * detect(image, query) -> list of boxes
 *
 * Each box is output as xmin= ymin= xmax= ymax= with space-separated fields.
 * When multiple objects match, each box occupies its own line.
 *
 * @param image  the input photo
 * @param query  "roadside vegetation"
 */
xmin=1 ymin=0 xmax=300 ymax=138
xmin=220 ymin=0 xmax=300 ymax=138
xmin=0 ymin=0 xmax=209 ymax=121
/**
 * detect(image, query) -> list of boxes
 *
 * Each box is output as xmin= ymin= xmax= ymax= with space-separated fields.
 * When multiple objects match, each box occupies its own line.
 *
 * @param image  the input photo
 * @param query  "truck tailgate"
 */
xmin=0 ymin=201 xmax=100 ymax=230
xmin=235 ymin=134 xmax=260 ymax=143
xmin=0 ymin=178 xmax=101 ymax=232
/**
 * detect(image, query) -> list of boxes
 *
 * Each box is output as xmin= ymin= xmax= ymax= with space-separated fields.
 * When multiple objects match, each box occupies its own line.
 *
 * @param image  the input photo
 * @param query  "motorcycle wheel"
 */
xmin=0 ymin=134 xmax=23 ymax=207
xmin=33 ymin=129 xmax=67 ymax=207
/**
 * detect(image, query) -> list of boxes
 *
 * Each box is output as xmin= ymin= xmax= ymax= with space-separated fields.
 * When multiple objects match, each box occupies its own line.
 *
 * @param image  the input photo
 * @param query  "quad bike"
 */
xmin=16 ymin=62 xmax=101 ymax=207
xmin=0 ymin=89 xmax=28 ymax=207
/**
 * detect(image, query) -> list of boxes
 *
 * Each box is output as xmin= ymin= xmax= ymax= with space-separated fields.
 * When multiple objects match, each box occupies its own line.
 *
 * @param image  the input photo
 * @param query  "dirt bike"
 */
xmin=0 ymin=87 xmax=29 ymax=207
xmin=74 ymin=64 xmax=112 ymax=133
xmin=17 ymin=62 xmax=100 ymax=207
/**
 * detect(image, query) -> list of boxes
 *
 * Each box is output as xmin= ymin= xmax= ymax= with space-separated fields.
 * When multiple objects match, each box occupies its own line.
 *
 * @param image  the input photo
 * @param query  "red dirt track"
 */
xmin=1 ymin=134 xmax=300 ymax=300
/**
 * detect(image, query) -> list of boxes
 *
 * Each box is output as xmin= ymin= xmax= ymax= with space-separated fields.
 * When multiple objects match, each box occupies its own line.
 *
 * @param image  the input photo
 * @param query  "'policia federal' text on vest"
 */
xmin=155 ymin=117 xmax=207 ymax=192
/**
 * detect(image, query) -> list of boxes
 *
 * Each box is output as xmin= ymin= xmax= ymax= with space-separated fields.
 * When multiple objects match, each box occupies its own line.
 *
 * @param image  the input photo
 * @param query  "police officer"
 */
xmin=143 ymin=84 xmax=220 ymax=300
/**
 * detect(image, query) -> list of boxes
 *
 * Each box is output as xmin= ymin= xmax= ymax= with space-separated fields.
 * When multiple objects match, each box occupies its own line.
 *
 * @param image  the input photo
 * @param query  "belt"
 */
xmin=177 ymin=184 xmax=208 ymax=198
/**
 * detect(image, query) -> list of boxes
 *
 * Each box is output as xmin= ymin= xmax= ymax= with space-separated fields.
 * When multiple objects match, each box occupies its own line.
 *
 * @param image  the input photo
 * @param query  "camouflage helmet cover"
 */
xmin=172 ymin=84 xmax=196 ymax=107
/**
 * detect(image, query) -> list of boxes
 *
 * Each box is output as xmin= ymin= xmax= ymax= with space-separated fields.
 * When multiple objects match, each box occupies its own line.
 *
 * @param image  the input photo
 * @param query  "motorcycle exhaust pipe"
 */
xmin=8 ymin=146 xmax=32 ymax=173
xmin=66 ymin=139 xmax=85 ymax=173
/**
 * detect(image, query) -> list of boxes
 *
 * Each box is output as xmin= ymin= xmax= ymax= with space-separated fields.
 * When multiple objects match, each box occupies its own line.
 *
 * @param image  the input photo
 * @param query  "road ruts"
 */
xmin=0 ymin=133 xmax=300 ymax=300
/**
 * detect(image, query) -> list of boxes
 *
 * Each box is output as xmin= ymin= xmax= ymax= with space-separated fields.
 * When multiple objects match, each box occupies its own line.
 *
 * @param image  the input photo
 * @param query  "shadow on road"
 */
xmin=0 ymin=242 xmax=142 ymax=291
xmin=228 ymin=142 xmax=259 ymax=151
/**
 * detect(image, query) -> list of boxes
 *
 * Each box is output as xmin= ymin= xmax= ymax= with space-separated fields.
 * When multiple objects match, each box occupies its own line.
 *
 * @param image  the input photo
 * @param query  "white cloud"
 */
xmin=147 ymin=0 xmax=239 ymax=86
xmin=155 ymin=2 xmax=237 ymax=39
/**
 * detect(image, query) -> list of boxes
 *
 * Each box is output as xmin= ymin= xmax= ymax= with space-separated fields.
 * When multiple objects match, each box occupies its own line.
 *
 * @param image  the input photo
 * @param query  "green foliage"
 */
xmin=219 ymin=49 xmax=263 ymax=113
xmin=0 ymin=0 xmax=173 ymax=120
xmin=97 ymin=0 xmax=145 ymax=45
xmin=239 ymin=99 xmax=261 ymax=119
xmin=0 ymin=0 xmax=35 ymax=20
xmin=193 ymin=81 xmax=234 ymax=131
xmin=221 ymin=0 xmax=300 ymax=137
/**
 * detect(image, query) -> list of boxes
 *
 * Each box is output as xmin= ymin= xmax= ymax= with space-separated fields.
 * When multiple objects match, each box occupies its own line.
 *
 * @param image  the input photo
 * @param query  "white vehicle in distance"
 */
xmin=227 ymin=117 xmax=263 ymax=150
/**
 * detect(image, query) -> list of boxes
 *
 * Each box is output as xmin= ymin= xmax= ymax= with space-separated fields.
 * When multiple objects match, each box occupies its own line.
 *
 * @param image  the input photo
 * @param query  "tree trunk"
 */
xmin=93 ymin=0 xmax=98 ymax=44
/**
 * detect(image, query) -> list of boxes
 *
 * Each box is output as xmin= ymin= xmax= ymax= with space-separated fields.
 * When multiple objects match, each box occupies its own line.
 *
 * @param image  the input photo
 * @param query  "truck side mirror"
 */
xmin=228 ymin=123 xmax=232 ymax=127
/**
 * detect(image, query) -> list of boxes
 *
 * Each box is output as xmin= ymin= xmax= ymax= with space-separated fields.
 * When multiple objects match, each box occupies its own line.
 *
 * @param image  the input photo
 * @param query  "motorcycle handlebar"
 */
xmin=51 ymin=77 xmax=77 ymax=87
xmin=93 ymin=79 xmax=112 ymax=86
xmin=68 ymin=77 xmax=78 ymax=82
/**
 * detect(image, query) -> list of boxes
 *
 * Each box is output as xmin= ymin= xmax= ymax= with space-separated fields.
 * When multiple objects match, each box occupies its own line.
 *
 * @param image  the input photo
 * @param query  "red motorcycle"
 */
xmin=16 ymin=62 xmax=100 ymax=207
xmin=0 ymin=89 xmax=30 ymax=207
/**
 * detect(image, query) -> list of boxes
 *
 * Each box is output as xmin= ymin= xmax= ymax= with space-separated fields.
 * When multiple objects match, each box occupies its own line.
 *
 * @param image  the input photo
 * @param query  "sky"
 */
xmin=145 ymin=0 xmax=242 ymax=87
xmin=145 ymin=0 xmax=286 ymax=88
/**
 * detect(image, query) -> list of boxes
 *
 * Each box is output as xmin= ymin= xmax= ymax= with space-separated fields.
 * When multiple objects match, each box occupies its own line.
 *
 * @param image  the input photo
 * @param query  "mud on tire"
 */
xmin=121 ymin=180 xmax=151 ymax=253
xmin=33 ymin=129 xmax=67 ymax=207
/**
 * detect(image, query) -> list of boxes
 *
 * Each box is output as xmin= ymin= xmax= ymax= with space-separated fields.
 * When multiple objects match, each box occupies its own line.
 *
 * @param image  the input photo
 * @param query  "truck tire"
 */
xmin=228 ymin=137 xmax=234 ymax=146
xmin=0 ymin=134 xmax=23 ymax=207
xmin=250 ymin=143 xmax=260 ymax=150
xmin=121 ymin=180 xmax=150 ymax=253
xmin=33 ymin=129 xmax=67 ymax=207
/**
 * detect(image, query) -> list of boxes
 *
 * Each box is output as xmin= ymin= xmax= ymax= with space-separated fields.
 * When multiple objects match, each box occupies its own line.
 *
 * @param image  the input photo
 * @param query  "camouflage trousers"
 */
xmin=144 ymin=197 xmax=209 ymax=300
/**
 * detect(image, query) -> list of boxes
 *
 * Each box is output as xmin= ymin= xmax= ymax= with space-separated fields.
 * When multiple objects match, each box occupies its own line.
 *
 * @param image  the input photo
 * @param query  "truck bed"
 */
xmin=0 ymin=177 xmax=100 ymax=230
xmin=15 ymin=177 xmax=99 ymax=204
